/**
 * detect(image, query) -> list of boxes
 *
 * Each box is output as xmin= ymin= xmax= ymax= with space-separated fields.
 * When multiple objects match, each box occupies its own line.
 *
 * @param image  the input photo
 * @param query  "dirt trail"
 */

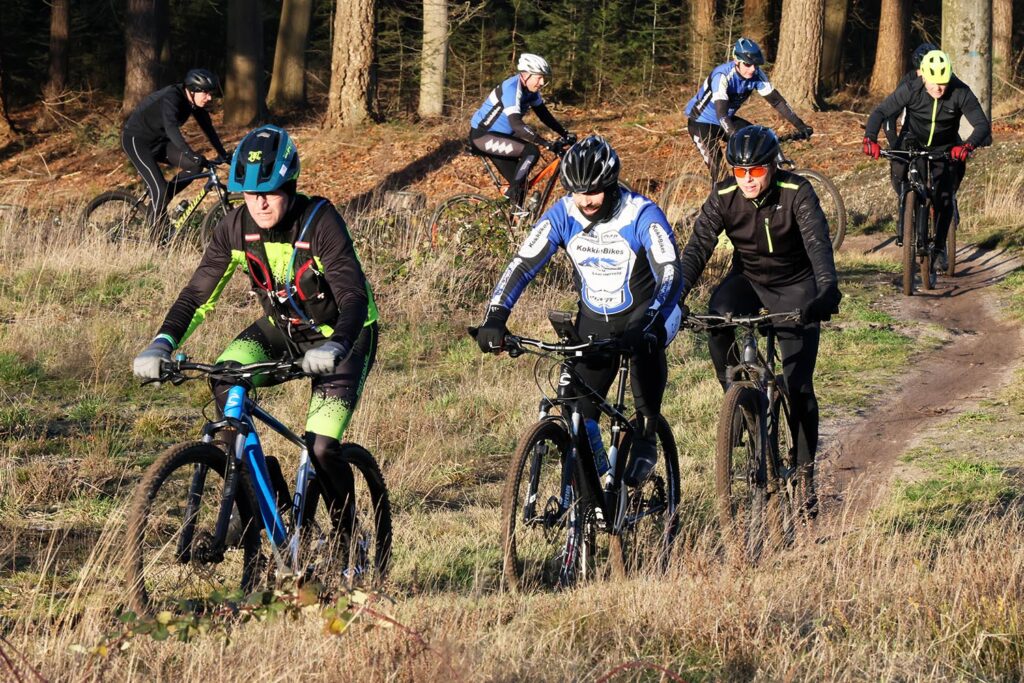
xmin=819 ymin=237 xmax=1023 ymax=514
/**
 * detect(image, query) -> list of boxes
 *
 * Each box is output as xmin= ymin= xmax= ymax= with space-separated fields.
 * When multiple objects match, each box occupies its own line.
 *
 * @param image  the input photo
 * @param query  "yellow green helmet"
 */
xmin=920 ymin=50 xmax=952 ymax=85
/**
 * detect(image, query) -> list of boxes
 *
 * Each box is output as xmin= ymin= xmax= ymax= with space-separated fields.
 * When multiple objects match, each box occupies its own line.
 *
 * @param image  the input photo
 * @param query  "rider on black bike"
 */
xmin=469 ymin=53 xmax=573 ymax=211
xmin=475 ymin=135 xmax=683 ymax=486
xmin=685 ymin=38 xmax=814 ymax=185
xmin=132 ymin=125 xmax=379 ymax=518
xmin=862 ymin=50 xmax=991 ymax=272
xmin=678 ymin=125 xmax=841 ymax=513
xmin=121 ymin=68 xmax=231 ymax=227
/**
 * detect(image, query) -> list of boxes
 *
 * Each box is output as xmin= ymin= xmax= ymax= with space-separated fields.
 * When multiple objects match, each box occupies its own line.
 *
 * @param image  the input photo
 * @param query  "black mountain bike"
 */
xmin=474 ymin=311 xmax=681 ymax=592
xmin=83 ymin=161 xmax=239 ymax=247
xmin=126 ymin=357 xmax=391 ymax=612
xmin=879 ymin=148 xmax=955 ymax=295
xmin=659 ymin=132 xmax=846 ymax=251
xmin=686 ymin=311 xmax=806 ymax=564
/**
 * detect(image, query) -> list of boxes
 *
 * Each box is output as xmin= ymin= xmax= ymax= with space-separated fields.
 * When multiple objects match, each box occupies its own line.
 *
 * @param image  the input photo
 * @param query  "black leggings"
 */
xmin=469 ymin=128 xmax=540 ymax=207
xmin=687 ymin=116 xmax=752 ymax=186
xmin=707 ymin=271 xmax=820 ymax=467
xmin=121 ymin=131 xmax=204 ymax=225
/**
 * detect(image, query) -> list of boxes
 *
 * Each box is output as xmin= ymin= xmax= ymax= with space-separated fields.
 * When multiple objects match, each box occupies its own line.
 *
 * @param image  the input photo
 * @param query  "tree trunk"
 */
xmin=742 ymin=0 xmax=772 ymax=60
xmin=773 ymin=0 xmax=824 ymax=111
xmin=868 ymin=0 xmax=906 ymax=97
xmin=689 ymin=0 xmax=716 ymax=82
xmin=417 ymin=0 xmax=447 ymax=119
xmin=225 ymin=0 xmax=266 ymax=127
xmin=0 ymin=53 xmax=14 ymax=140
xmin=993 ymin=0 xmax=1012 ymax=93
xmin=326 ymin=0 xmax=375 ymax=128
xmin=123 ymin=0 xmax=162 ymax=112
xmin=43 ymin=0 xmax=69 ymax=100
xmin=943 ymin=0 xmax=992 ymax=122
xmin=267 ymin=0 xmax=314 ymax=111
xmin=820 ymin=0 xmax=848 ymax=94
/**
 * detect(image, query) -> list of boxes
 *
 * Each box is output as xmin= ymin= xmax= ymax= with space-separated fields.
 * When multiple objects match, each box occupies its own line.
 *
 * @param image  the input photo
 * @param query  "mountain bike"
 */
xmin=686 ymin=310 xmax=806 ymax=564
xmin=659 ymin=132 xmax=846 ymax=251
xmin=473 ymin=311 xmax=680 ymax=592
xmin=82 ymin=161 xmax=240 ymax=247
xmin=125 ymin=356 xmax=392 ymax=613
xmin=880 ymin=148 xmax=954 ymax=295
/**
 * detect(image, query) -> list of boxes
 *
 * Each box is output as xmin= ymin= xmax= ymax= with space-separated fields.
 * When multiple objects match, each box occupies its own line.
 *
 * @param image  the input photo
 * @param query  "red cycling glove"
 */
xmin=862 ymin=137 xmax=881 ymax=160
xmin=950 ymin=144 xmax=974 ymax=162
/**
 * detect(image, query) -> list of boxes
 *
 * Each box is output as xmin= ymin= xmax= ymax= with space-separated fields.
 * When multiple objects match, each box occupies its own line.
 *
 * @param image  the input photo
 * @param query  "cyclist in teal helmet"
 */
xmin=133 ymin=124 xmax=380 ymax=516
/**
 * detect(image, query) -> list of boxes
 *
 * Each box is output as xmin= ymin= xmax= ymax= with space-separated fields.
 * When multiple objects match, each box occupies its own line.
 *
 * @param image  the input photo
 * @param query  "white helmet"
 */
xmin=517 ymin=53 xmax=551 ymax=78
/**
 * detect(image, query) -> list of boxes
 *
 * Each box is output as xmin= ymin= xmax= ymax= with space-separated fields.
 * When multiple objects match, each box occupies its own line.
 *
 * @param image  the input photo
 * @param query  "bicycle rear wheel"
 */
xmin=82 ymin=190 xmax=151 ymax=243
xmin=793 ymin=168 xmax=846 ymax=251
xmin=608 ymin=415 xmax=681 ymax=578
xmin=715 ymin=384 xmax=768 ymax=564
xmin=125 ymin=442 xmax=264 ymax=613
xmin=501 ymin=419 xmax=597 ymax=592
xmin=901 ymin=193 xmax=916 ymax=296
xmin=200 ymin=195 xmax=243 ymax=246
xmin=297 ymin=444 xmax=392 ymax=596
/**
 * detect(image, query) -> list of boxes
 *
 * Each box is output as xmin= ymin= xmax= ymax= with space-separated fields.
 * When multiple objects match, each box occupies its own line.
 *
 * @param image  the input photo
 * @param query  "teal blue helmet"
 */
xmin=228 ymin=125 xmax=300 ymax=193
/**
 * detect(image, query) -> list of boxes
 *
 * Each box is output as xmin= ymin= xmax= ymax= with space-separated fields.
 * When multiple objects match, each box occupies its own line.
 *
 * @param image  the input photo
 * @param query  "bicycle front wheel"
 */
xmin=200 ymin=195 xmax=243 ymax=246
xmin=82 ymin=190 xmax=151 ymax=243
xmin=902 ymin=193 xmax=916 ymax=296
xmin=298 ymin=444 xmax=392 ymax=596
xmin=715 ymin=385 xmax=768 ymax=564
xmin=608 ymin=415 xmax=681 ymax=578
xmin=946 ymin=205 xmax=957 ymax=277
xmin=125 ymin=442 xmax=264 ymax=613
xmin=766 ymin=387 xmax=801 ymax=549
xmin=793 ymin=168 xmax=846 ymax=251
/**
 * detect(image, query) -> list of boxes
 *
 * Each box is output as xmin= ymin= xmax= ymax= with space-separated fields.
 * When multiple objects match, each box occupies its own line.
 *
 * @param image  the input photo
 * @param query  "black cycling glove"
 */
xmin=801 ymin=284 xmax=842 ymax=324
xmin=623 ymin=309 xmax=667 ymax=353
xmin=476 ymin=305 xmax=511 ymax=353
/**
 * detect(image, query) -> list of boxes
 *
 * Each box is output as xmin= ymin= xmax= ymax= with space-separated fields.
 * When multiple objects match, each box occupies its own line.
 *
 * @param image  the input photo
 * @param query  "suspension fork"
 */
xmin=177 ymin=463 xmax=210 ymax=563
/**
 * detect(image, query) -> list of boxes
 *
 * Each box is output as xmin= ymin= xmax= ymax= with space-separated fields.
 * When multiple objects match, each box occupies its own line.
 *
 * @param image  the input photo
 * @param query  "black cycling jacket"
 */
xmin=123 ymin=84 xmax=228 ymax=162
xmin=865 ymin=75 xmax=991 ymax=151
xmin=680 ymin=170 xmax=837 ymax=297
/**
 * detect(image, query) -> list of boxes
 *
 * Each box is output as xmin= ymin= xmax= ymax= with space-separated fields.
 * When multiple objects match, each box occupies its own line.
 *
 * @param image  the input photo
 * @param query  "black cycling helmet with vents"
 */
xmin=726 ymin=125 xmax=779 ymax=167
xmin=559 ymin=135 xmax=620 ymax=193
xmin=184 ymin=68 xmax=220 ymax=94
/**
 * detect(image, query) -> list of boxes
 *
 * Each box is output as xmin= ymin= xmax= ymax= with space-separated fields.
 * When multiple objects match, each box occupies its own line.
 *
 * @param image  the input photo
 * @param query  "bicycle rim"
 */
xmin=609 ymin=415 xmax=681 ymax=578
xmin=793 ymin=169 xmax=846 ymax=251
xmin=125 ymin=442 xmax=263 ymax=613
xmin=715 ymin=385 xmax=768 ymax=564
xmin=902 ymin=194 xmax=916 ymax=296
xmin=298 ymin=445 xmax=392 ymax=596
xmin=83 ymin=191 xmax=150 ymax=243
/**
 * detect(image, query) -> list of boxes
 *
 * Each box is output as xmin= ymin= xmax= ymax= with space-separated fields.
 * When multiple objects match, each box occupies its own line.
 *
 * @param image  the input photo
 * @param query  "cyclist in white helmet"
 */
xmin=469 ymin=53 xmax=575 ymax=210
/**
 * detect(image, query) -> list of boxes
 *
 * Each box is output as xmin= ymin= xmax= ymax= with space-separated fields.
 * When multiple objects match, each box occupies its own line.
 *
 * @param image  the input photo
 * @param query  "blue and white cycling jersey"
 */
xmin=489 ymin=191 xmax=682 ymax=322
xmin=470 ymin=74 xmax=543 ymax=135
xmin=685 ymin=61 xmax=774 ymax=127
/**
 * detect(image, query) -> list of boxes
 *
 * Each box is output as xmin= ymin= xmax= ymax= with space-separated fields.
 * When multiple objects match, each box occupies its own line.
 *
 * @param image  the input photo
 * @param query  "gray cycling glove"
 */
xmin=133 ymin=338 xmax=173 ymax=380
xmin=301 ymin=340 xmax=351 ymax=375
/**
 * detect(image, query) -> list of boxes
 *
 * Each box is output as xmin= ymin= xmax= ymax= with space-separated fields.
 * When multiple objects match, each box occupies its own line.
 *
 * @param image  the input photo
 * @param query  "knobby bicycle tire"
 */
xmin=501 ymin=418 xmax=599 ymax=592
xmin=658 ymin=173 xmax=708 ymax=237
xmin=947 ymin=199 xmax=958 ymax=277
xmin=792 ymin=168 xmax=846 ymax=251
xmin=715 ymin=384 xmax=768 ymax=564
xmin=83 ymin=190 xmax=151 ymax=243
xmin=766 ymin=387 xmax=801 ymax=550
xmin=917 ymin=194 xmax=934 ymax=291
xmin=902 ymin=193 xmax=916 ymax=296
xmin=200 ymin=195 xmax=244 ymax=247
xmin=299 ymin=444 xmax=392 ymax=595
xmin=608 ymin=415 xmax=681 ymax=578
xmin=125 ymin=441 xmax=263 ymax=614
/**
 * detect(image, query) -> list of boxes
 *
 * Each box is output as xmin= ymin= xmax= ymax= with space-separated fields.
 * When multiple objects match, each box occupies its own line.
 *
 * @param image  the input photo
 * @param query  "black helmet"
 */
xmin=733 ymin=38 xmax=765 ymax=66
xmin=911 ymin=42 xmax=940 ymax=69
xmin=184 ymin=68 xmax=220 ymax=94
xmin=559 ymin=135 xmax=620 ymax=193
xmin=726 ymin=125 xmax=779 ymax=167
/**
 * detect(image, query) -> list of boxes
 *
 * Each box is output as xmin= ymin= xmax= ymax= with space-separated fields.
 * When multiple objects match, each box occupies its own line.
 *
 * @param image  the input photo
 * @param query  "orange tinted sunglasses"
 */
xmin=732 ymin=165 xmax=769 ymax=179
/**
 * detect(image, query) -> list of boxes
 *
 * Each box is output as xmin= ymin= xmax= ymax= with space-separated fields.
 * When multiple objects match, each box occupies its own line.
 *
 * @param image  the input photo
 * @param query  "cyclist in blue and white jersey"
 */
xmin=685 ymin=38 xmax=813 ymax=184
xmin=469 ymin=53 xmax=573 ymax=210
xmin=475 ymin=136 xmax=683 ymax=485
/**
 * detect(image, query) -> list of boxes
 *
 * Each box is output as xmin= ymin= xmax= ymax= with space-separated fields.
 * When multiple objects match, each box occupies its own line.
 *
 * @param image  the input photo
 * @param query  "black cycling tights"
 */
xmin=707 ymin=270 xmax=821 ymax=468
xmin=121 ymin=131 xmax=204 ymax=225
xmin=469 ymin=129 xmax=540 ymax=207
xmin=687 ymin=116 xmax=752 ymax=186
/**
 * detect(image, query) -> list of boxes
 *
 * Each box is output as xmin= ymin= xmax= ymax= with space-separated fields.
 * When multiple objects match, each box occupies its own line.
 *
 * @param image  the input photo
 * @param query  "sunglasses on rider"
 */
xmin=732 ymin=165 xmax=769 ymax=179
xmin=739 ymin=61 xmax=755 ymax=68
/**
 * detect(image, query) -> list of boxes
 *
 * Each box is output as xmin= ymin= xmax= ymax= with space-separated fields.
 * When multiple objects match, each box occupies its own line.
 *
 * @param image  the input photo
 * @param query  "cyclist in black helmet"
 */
xmin=684 ymin=38 xmax=814 ymax=184
xmin=122 ymin=68 xmax=231 ymax=227
xmin=475 ymin=135 xmax=683 ymax=485
xmin=678 ymin=125 xmax=841 ymax=514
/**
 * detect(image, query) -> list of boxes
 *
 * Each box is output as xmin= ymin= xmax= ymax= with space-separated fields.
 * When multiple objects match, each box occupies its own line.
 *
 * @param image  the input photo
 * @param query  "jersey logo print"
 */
xmin=567 ymin=230 xmax=634 ymax=313
xmin=484 ymin=138 xmax=515 ymax=155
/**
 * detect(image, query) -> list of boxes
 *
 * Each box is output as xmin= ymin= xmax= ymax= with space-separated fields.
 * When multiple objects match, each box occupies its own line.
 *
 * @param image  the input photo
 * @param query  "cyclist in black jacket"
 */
xmin=679 ymin=125 xmax=841 ymax=512
xmin=881 ymin=42 xmax=939 ymax=147
xmin=122 ymin=68 xmax=230 ymax=226
xmin=863 ymin=50 xmax=991 ymax=271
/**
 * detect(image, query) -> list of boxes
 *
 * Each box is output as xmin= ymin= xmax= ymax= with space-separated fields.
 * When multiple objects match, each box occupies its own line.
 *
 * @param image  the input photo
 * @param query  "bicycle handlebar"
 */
xmin=879 ymin=149 xmax=950 ymax=162
xmin=684 ymin=310 xmax=803 ymax=330
xmin=777 ymin=131 xmax=811 ymax=144
xmin=467 ymin=326 xmax=623 ymax=357
xmin=146 ymin=357 xmax=308 ymax=386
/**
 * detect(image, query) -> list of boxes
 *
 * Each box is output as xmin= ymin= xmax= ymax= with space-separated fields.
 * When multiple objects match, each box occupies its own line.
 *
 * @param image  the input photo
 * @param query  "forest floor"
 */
xmin=1 ymin=94 xmax=1023 ymax=680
